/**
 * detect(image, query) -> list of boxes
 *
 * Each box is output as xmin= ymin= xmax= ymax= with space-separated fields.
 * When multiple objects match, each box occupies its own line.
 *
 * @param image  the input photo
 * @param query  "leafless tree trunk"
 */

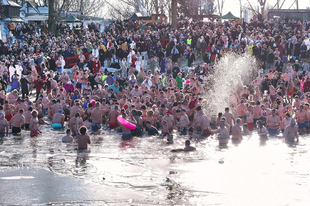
xmin=217 ymin=0 xmax=225 ymax=16
xmin=171 ymin=0 xmax=177 ymax=28
xmin=48 ymin=0 xmax=71 ymax=35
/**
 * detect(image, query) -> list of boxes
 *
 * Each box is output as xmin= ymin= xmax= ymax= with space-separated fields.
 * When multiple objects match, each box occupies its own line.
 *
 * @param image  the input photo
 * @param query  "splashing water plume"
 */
xmin=203 ymin=52 xmax=258 ymax=118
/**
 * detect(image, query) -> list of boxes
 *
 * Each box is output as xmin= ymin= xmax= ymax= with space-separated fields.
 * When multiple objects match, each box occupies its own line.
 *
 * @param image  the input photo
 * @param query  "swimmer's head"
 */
xmin=185 ymin=140 xmax=191 ymax=146
xmin=290 ymin=118 xmax=296 ymax=125
xmin=236 ymin=118 xmax=242 ymax=124
xmin=188 ymin=127 xmax=193 ymax=133
xmin=58 ymin=110 xmax=62 ymax=113
xmin=79 ymin=126 xmax=87 ymax=135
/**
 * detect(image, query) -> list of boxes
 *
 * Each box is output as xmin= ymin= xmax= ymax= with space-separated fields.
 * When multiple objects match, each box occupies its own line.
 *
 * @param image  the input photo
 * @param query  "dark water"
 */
xmin=0 ymin=126 xmax=309 ymax=205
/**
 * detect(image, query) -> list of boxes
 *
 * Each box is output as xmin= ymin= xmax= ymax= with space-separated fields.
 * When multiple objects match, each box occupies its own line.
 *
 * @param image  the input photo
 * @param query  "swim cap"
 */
xmin=290 ymin=118 xmax=296 ymax=125
xmin=58 ymin=110 xmax=62 ymax=113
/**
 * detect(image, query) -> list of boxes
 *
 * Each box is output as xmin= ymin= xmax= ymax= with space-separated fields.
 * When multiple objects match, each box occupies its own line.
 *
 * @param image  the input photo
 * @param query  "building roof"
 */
xmin=6 ymin=0 xmax=22 ymax=7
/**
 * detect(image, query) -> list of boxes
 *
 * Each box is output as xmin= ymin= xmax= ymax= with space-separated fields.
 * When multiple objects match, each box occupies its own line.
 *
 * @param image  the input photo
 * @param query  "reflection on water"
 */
xmin=0 ymin=126 xmax=310 ymax=205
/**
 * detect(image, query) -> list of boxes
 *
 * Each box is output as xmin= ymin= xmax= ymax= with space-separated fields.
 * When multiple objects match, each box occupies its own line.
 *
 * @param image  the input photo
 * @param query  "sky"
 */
xmin=223 ymin=0 xmax=308 ymax=18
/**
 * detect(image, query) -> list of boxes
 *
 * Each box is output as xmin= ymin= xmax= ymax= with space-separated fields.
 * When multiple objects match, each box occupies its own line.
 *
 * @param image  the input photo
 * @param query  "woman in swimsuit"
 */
xmin=83 ymin=82 xmax=92 ymax=96
xmin=130 ymin=75 xmax=136 ymax=86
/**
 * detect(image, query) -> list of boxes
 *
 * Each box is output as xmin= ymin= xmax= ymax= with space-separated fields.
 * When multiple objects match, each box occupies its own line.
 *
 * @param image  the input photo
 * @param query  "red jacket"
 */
xmin=34 ymin=79 xmax=44 ymax=92
xmin=304 ymin=80 xmax=310 ymax=93
xmin=92 ymin=60 xmax=101 ymax=74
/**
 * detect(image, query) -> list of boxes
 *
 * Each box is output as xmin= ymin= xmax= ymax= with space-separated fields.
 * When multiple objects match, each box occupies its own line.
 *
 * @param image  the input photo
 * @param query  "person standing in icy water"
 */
xmin=212 ymin=121 xmax=229 ymax=147
xmin=284 ymin=118 xmax=299 ymax=144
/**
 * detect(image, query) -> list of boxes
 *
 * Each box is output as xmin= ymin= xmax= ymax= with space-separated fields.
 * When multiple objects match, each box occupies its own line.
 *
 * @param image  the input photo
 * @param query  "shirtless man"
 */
xmin=51 ymin=99 xmax=63 ymax=118
xmin=163 ymin=110 xmax=174 ymax=132
xmin=179 ymin=109 xmax=189 ymax=135
xmin=231 ymin=118 xmax=242 ymax=141
xmin=69 ymin=101 xmax=84 ymax=118
xmin=196 ymin=110 xmax=211 ymax=137
xmin=3 ymin=101 xmax=14 ymax=123
xmin=23 ymin=107 xmax=33 ymax=130
xmin=293 ymin=96 xmax=301 ymax=111
xmin=121 ymin=114 xmax=136 ymax=140
xmin=52 ymin=110 xmax=65 ymax=128
xmin=100 ymin=99 xmax=109 ymax=121
xmin=7 ymin=89 xmax=18 ymax=104
xmin=253 ymin=101 xmax=262 ymax=128
xmin=130 ymin=85 xmax=143 ymax=98
xmin=266 ymin=109 xmax=281 ymax=135
xmin=41 ymin=95 xmax=50 ymax=116
xmin=213 ymin=121 xmax=230 ymax=147
xmin=108 ymin=105 xmax=120 ymax=129
xmin=91 ymin=102 xmax=103 ymax=132
xmin=237 ymin=100 xmax=246 ymax=120
xmin=77 ymin=126 xmax=91 ymax=149
xmin=16 ymin=99 xmax=27 ymax=112
xmin=10 ymin=109 xmax=24 ymax=134
xmin=0 ymin=113 xmax=8 ymax=136
xmin=222 ymin=107 xmax=235 ymax=128
xmin=134 ymin=97 xmax=142 ymax=110
xmin=284 ymin=118 xmax=299 ymax=144
xmin=295 ymin=105 xmax=308 ymax=134
xmin=183 ymin=140 xmax=196 ymax=151
xmin=69 ymin=113 xmax=84 ymax=136
xmin=29 ymin=110 xmax=41 ymax=137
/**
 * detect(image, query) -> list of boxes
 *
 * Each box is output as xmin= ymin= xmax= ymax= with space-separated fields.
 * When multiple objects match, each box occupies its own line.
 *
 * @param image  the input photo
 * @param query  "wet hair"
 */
xmin=188 ymin=127 xmax=193 ymax=133
xmin=185 ymin=140 xmax=191 ymax=146
xmin=79 ymin=126 xmax=87 ymax=135
xmin=66 ymin=129 xmax=70 ymax=134
xmin=31 ymin=110 xmax=37 ymax=116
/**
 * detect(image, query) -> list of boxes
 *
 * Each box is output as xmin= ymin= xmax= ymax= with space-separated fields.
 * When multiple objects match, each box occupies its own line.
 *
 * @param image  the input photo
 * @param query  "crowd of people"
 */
xmin=0 ymin=16 xmax=310 ymax=150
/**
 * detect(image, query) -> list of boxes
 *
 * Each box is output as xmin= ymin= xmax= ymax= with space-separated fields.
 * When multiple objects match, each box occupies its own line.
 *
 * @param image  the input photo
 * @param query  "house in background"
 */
xmin=0 ymin=0 xmax=23 ymax=41
xmin=0 ymin=0 xmax=23 ymax=22
xmin=20 ymin=1 xmax=48 ymax=23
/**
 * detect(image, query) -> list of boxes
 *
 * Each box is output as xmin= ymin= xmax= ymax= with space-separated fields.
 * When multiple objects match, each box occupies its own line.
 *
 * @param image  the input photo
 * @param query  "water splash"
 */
xmin=203 ymin=52 xmax=258 ymax=118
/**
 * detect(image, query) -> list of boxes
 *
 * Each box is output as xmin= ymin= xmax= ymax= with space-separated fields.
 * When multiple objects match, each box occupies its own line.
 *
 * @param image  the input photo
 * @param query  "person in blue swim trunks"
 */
xmin=52 ymin=109 xmax=65 ymax=128
xmin=295 ymin=105 xmax=308 ymax=134
xmin=267 ymin=109 xmax=281 ymax=135
xmin=284 ymin=118 xmax=299 ymax=144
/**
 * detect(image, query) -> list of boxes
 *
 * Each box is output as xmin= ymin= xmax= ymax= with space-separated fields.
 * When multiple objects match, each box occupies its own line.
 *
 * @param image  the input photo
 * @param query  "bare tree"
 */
xmin=105 ymin=0 xmax=134 ymax=20
xmin=244 ymin=0 xmax=287 ymax=19
xmin=217 ymin=0 xmax=225 ymax=16
xmin=69 ymin=0 xmax=105 ymax=16
xmin=171 ymin=0 xmax=177 ymax=28
xmin=48 ymin=0 xmax=72 ymax=35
